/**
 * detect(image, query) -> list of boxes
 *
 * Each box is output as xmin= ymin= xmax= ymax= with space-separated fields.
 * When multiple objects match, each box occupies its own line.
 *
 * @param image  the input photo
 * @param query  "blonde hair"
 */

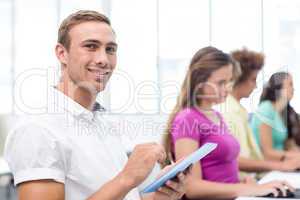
xmin=163 ymin=46 xmax=237 ymax=165
xmin=58 ymin=10 xmax=111 ymax=50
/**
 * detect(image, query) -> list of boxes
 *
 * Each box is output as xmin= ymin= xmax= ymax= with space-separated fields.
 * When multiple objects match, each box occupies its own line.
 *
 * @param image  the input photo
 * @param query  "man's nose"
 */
xmin=95 ymin=49 xmax=109 ymax=67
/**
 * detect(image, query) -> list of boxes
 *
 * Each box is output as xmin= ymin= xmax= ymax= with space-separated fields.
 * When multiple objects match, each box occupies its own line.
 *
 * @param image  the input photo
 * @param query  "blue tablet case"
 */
xmin=142 ymin=142 xmax=218 ymax=193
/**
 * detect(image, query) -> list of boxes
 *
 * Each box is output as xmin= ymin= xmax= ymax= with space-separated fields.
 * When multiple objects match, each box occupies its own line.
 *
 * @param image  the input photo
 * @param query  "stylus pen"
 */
xmin=168 ymin=152 xmax=175 ymax=165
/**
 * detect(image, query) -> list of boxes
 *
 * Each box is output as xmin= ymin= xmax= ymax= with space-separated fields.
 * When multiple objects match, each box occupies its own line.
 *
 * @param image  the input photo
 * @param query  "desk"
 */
xmin=236 ymin=171 xmax=300 ymax=200
xmin=258 ymin=171 xmax=300 ymax=188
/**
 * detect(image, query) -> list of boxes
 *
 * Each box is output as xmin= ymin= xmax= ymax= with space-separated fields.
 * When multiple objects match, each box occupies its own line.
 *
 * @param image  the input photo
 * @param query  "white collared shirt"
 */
xmin=4 ymin=87 xmax=141 ymax=200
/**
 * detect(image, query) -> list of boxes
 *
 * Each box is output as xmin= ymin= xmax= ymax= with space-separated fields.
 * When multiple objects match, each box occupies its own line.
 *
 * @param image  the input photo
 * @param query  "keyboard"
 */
xmin=262 ymin=188 xmax=300 ymax=198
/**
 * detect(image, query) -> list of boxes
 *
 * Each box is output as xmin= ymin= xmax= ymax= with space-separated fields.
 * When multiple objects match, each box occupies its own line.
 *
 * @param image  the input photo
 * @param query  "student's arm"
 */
xmin=238 ymin=156 xmax=280 ymax=172
xmin=18 ymin=176 xmax=132 ymax=200
xmin=174 ymin=138 xmax=286 ymax=199
xmin=18 ymin=180 xmax=64 ymax=200
xmin=285 ymin=138 xmax=300 ymax=151
xmin=17 ymin=143 xmax=185 ymax=200
xmin=92 ymin=139 xmax=185 ymax=200
xmin=18 ymin=177 xmax=186 ymax=200
xmin=259 ymin=123 xmax=285 ymax=160
xmin=87 ymin=173 xmax=140 ymax=200
xmin=88 ymin=143 xmax=165 ymax=200
xmin=238 ymin=156 xmax=300 ymax=172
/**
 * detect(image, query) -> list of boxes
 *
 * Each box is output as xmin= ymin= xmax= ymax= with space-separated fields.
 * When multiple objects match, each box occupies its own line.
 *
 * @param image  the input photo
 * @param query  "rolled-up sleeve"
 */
xmin=4 ymin=124 xmax=66 ymax=185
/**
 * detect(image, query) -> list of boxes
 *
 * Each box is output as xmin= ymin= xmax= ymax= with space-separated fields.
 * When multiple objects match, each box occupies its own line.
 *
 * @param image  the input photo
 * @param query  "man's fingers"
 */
xmin=158 ymin=186 xmax=181 ymax=199
xmin=158 ymin=185 xmax=176 ymax=196
xmin=177 ymin=173 xmax=186 ymax=185
xmin=149 ymin=144 xmax=166 ymax=164
xmin=156 ymin=177 xmax=186 ymax=200
xmin=165 ymin=180 xmax=185 ymax=193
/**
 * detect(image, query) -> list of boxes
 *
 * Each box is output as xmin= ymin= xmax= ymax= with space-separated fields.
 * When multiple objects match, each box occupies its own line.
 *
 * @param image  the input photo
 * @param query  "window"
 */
xmin=0 ymin=0 xmax=12 ymax=113
xmin=13 ymin=0 xmax=58 ymax=114
xmin=2 ymin=0 xmax=300 ymax=114
xmin=110 ymin=0 xmax=158 ymax=113
xmin=211 ymin=0 xmax=262 ymax=52
xmin=59 ymin=0 xmax=106 ymax=21
xmin=159 ymin=0 xmax=210 ymax=113
xmin=264 ymin=0 xmax=300 ymax=112
xmin=211 ymin=0 xmax=263 ymax=112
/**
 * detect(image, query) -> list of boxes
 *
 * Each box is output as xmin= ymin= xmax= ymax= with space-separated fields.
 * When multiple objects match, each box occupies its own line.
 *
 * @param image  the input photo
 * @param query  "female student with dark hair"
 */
xmin=163 ymin=46 xmax=292 ymax=200
xmin=251 ymin=72 xmax=300 ymax=161
xmin=220 ymin=49 xmax=300 ymax=179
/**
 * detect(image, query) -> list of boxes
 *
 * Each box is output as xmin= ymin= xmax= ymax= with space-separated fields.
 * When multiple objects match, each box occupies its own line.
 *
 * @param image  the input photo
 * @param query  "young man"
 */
xmin=4 ymin=10 xmax=185 ymax=200
xmin=219 ymin=48 xmax=300 ymax=178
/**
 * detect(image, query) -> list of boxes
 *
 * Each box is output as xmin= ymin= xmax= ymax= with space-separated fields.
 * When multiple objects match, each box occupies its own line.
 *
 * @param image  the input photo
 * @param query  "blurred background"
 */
xmin=1 ymin=0 xmax=300 ymax=199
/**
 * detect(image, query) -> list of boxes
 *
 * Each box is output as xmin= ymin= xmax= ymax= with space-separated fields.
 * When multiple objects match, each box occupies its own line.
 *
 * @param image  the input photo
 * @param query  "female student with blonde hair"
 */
xmin=163 ymin=46 xmax=293 ymax=199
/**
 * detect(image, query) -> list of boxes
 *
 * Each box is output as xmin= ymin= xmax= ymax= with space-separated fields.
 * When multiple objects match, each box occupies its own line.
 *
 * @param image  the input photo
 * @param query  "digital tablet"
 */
xmin=142 ymin=142 xmax=218 ymax=193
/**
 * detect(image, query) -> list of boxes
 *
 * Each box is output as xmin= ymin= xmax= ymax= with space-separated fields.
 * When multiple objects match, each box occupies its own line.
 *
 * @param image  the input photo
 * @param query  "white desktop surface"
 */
xmin=258 ymin=171 xmax=300 ymax=188
xmin=237 ymin=171 xmax=300 ymax=200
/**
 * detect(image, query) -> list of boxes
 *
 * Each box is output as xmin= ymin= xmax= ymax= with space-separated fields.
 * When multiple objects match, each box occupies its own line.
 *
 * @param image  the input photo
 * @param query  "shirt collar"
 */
xmin=226 ymin=94 xmax=249 ymax=117
xmin=48 ymin=87 xmax=105 ymax=121
xmin=226 ymin=94 xmax=242 ymax=112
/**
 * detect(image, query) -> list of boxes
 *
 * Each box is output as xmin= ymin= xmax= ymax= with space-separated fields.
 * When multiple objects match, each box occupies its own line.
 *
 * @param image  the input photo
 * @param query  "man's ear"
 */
xmin=55 ymin=43 xmax=68 ymax=66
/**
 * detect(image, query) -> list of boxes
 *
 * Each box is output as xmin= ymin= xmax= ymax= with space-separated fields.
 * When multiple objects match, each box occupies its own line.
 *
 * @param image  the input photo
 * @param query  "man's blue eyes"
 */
xmin=84 ymin=44 xmax=116 ymax=54
xmin=85 ymin=44 xmax=97 ymax=49
xmin=106 ymin=47 xmax=117 ymax=54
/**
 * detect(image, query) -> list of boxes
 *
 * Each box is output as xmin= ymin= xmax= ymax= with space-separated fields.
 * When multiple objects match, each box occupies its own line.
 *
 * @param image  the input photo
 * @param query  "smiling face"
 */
xmin=56 ymin=21 xmax=117 ymax=93
xmin=199 ymin=64 xmax=233 ymax=106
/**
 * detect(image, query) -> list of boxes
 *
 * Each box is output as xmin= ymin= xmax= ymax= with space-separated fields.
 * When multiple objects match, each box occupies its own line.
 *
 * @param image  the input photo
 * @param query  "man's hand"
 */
xmin=119 ymin=143 xmax=166 ymax=189
xmin=151 ymin=172 xmax=186 ymax=200
xmin=143 ymin=160 xmax=188 ymax=200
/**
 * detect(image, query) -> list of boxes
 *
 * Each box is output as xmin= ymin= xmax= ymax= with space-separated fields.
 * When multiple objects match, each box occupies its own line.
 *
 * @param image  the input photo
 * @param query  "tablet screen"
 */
xmin=142 ymin=142 xmax=218 ymax=193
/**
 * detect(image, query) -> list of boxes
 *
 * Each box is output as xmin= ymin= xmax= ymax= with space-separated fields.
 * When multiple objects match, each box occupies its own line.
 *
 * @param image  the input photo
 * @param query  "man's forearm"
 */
xmin=87 ymin=173 xmax=135 ymax=200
